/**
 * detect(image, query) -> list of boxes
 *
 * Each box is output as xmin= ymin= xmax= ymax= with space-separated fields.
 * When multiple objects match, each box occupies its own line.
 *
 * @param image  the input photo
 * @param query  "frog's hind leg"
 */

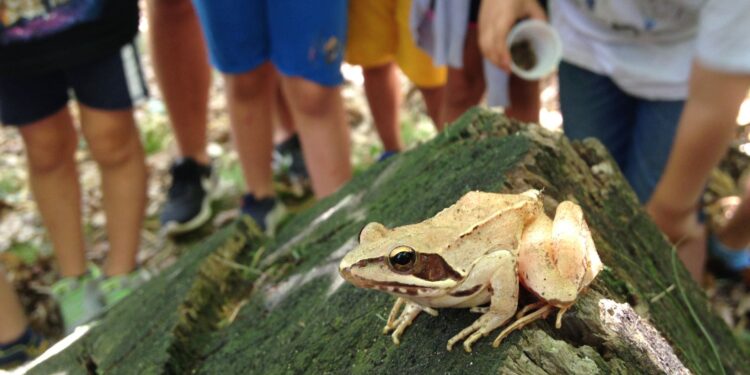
xmin=492 ymin=303 xmax=553 ymax=347
xmin=518 ymin=201 xmax=602 ymax=317
xmin=555 ymin=305 xmax=571 ymax=329
xmin=515 ymin=300 xmax=546 ymax=319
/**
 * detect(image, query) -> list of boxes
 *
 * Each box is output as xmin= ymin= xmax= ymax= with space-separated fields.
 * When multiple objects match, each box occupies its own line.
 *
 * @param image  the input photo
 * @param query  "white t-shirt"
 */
xmin=551 ymin=0 xmax=750 ymax=100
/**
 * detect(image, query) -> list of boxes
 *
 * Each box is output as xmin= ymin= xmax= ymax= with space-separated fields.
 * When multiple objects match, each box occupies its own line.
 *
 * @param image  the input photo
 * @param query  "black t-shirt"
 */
xmin=0 ymin=0 xmax=139 ymax=76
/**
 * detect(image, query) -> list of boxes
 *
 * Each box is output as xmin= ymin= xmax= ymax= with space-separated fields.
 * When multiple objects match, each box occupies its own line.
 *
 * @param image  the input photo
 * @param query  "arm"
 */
xmin=647 ymin=62 xmax=750 ymax=243
xmin=477 ymin=0 xmax=546 ymax=71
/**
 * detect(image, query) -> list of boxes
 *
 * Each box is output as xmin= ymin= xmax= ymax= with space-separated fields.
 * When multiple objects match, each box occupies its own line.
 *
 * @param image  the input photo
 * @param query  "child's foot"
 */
xmin=708 ymin=235 xmax=750 ymax=285
xmin=377 ymin=150 xmax=399 ymax=162
xmin=51 ymin=267 xmax=104 ymax=334
xmin=160 ymin=157 xmax=213 ymax=235
xmin=99 ymin=269 xmax=151 ymax=307
xmin=0 ymin=328 xmax=49 ymax=370
xmin=707 ymin=181 xmax=750 ymax=283
xmin=272 ymin=135 xmax=313 ymax=205
xmin=241 ymin=194 xmax=283 ymax=235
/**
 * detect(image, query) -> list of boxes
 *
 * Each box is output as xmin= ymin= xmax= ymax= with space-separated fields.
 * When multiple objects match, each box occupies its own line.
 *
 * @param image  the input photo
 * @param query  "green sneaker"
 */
xmin=51 ymin=267 xmax=105 ymax=334
xmin=99 ymin=269 xmax=151 ymax=307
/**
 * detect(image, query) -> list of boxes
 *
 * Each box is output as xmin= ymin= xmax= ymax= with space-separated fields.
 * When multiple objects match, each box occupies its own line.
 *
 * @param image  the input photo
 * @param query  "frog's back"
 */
xmin=429 ymin=191 xmax=540 ymax=232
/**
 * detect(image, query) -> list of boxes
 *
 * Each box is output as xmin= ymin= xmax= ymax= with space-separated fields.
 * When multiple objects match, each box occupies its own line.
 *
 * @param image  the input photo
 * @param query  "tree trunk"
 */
xmin=26 ymin=108 xmax=750 ymax=374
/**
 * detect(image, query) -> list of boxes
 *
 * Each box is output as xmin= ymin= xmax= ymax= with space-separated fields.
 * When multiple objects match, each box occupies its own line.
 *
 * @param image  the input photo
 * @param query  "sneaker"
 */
xmin=272 ymin=135 xmax=313 ymax=204
xmin=0 ymin=328 xmax=49 ymax=369
xmin=273 ymin=134 xmax=309 ymax=179
xmin=377 ymin=150 xmax=399 ymax=162
xmin=161 ymin=157 xmax=213 ymax=235
xmin=51 ymin=267 xmax=104 ymax=334
xmin=241 ymin=193 xmax=283 ymax=234
xmin=99 ymin=269 xmax=151 ymax=307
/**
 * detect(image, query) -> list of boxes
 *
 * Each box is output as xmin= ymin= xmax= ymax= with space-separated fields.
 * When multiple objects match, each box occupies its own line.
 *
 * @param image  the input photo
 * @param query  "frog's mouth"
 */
xmin=340 ymin=266 xmax=442 ymax=297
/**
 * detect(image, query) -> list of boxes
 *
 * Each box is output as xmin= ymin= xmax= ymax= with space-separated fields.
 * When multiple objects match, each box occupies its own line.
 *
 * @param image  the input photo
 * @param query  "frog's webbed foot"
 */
xmin=493 ymin=303 xmax=553 ymax=347
xmin=447 ymin=311 xmax=511 ymax=352
xmin=383 ymin=298 xmax=437 ymax=345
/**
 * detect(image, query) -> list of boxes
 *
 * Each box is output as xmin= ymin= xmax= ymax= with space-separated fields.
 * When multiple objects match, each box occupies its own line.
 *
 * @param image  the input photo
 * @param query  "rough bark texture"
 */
xmin=27 ymin=109 xmax=750 ymax=374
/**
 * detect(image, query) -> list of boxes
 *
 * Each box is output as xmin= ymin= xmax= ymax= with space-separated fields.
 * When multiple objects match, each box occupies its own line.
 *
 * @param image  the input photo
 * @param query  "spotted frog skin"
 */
xmin=339 ymin=190 xmax=602 ymax=352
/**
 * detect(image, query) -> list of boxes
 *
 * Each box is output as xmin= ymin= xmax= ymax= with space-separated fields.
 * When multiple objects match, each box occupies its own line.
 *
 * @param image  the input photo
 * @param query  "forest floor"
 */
xmin=0 ymin=17 xmax=748 ymax=347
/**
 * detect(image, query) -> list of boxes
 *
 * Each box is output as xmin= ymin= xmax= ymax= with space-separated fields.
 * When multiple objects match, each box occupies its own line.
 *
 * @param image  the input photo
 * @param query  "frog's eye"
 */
xmin=388 ymin=246 xmax=416 ymax=272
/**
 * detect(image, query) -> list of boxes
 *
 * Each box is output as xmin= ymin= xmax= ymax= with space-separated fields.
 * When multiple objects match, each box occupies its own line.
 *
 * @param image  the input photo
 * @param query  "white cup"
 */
xmin=506 ymin=19 xmax=562 ymax=80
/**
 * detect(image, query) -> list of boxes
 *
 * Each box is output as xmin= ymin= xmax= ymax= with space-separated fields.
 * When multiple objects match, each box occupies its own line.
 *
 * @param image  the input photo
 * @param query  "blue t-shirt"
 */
xmin=0 ymin=0 xmax=139 ymax=76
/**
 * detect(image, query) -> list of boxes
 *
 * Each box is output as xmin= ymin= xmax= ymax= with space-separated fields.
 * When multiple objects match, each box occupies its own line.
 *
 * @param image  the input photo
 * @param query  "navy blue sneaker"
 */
xmin=161 ymin=158 xmax=213 ymax=235
xmin=241 ymin=194 xmax=282 ymax=234
xmin=377 ymin=150 xmax=399 ymax=162
xmin=0 ymin=328 xmax=49 ymax=369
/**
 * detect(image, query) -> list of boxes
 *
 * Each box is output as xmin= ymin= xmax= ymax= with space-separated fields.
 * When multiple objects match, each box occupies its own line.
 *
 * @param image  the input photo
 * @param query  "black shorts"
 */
xmin=0 ymin=41 xmax=148 ymax=127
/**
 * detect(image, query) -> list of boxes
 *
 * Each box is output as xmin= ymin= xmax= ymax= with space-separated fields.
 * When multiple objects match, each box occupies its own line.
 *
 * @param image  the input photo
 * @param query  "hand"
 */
xmin=478 ymin=0 xmax=547 ymax=71
xmin=646 ymin=200 xmax=702 ymax=246
xmin=647 ymin=200 xmax=707 ymax=281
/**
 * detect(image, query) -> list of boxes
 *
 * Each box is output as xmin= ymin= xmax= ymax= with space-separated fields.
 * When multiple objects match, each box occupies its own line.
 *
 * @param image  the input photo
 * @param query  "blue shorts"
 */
xmin=192 ymin=0 xmax=347 ymax=86
xmin=0 ymin=42 xmax=147 ymax=127
xmin=558 ymin=61 xmax=685 ymax=203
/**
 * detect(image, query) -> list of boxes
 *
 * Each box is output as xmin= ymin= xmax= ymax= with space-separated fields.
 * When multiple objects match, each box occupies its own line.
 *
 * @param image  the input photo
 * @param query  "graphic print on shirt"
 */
xmin=569 ymin=0 xmax=703 ymax=39
xmin=0 ymin=0 xmax=103 ymax=44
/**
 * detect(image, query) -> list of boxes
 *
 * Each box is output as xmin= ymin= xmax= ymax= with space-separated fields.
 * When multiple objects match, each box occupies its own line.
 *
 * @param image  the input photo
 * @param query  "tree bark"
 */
xmin=26 ymin=108 xmax=750 ymax=374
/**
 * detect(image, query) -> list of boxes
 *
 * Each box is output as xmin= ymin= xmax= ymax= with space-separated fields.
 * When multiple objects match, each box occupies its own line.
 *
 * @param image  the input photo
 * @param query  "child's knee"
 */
xmin=445 ymin=75 xmax=483 ymax=110
xmin=286 ymin=79 xmax=338 ymax=118
xmin=22 ymin=125 xmax=77 ymax=174
xmin=226 ymin=67 xmax=274 ymax=103
xmin=87 ymin=124 xmax=141 ymax=169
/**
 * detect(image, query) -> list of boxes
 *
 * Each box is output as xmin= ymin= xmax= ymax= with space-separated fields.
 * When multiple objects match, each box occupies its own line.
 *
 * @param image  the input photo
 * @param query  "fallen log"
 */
xmin=27 ymin=108 xmax=750 ymax=374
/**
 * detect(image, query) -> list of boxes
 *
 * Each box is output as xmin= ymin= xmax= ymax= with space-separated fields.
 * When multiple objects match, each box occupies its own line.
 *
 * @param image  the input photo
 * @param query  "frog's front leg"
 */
xmin=446 ymin=250 xmax=518 ymax=352
xmin=383 ymin=298 xmax=438 ymax=345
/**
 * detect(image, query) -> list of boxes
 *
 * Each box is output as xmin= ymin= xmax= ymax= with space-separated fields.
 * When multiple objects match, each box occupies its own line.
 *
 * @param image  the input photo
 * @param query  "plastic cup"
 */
xmin=507 ymin=19 xmax=562 ymax=80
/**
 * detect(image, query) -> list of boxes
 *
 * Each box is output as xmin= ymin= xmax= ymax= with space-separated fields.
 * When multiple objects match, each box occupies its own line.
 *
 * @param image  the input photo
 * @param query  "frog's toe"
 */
xmin=391 ymin=331 xmax=402 ymax=345
xmin=462 ymin=331 xmax=486 ymax=352
xmin=423 ymin=306 xmax=439 ymax=316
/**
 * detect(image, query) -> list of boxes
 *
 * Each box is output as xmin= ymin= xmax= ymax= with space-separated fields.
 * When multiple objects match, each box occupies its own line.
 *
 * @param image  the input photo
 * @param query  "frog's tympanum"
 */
xmin=339 ymin=190 xmax=602 ymax=352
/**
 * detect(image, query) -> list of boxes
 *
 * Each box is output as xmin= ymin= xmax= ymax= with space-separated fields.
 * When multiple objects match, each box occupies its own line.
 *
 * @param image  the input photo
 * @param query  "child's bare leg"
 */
xmin=506 ymin=74 xmax=540 ymax=123
xmin=0 ymin=270 xmax=27 ymax=343
xmin=19 ymin=108 xmax=86 ymax=277
xmin=418 ymin=85 xmax=446 ymax=130
xmin=363 ymin=62 xmax=404 ymax=152
xmin=281 ymin=77 xmax=352 ymax=197
xmin=146 ymin=0 xmax=211 ymax=164
xmin=225 ymin=62 xmax=276 ymax=199
xmin=442 ymin=28 xmax=485 ymax=124
xmin=78 ymin=105 xmax=146 ymax=277
xmin=274 ymin=85 xmax=296 ymax=143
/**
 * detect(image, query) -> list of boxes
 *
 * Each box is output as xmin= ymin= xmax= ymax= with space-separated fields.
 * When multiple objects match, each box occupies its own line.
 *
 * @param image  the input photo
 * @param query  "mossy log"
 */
xmin=27 ymin=108 xmax=750 ymax=374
